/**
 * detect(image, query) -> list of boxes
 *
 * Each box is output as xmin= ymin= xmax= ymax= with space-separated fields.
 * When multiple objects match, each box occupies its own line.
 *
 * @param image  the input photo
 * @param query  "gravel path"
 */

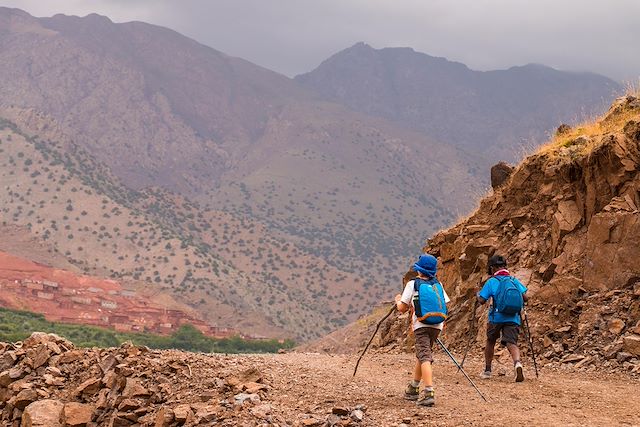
xmin=259 ymin=352 xmax=640 ymax=426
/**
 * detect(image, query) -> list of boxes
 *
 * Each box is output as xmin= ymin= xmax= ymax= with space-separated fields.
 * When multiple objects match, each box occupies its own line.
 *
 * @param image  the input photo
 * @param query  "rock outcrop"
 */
xmin=375 ymin=95 xmax=640 ymax=374
xmin=490 ymin=162 xmax=514 ymax=189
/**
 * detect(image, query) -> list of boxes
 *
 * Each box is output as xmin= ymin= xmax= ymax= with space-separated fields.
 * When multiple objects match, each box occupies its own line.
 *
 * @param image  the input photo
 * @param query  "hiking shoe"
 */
xmin=480 ymin=370 xmax=492 ymax=379
xmin=404 ymin=383 xmax=420 ymax=401
xmin=515 ymin=362 xmax=525 ymax=382
xmin=417 ymin=389 xmax=435 ymax=407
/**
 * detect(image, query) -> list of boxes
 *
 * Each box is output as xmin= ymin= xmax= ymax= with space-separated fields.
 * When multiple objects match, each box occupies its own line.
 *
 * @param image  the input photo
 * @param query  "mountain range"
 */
xmin=0 ymin=7 xmax=623 ymax=340
xmin=296 ymin=42 xmax=621 ymax=162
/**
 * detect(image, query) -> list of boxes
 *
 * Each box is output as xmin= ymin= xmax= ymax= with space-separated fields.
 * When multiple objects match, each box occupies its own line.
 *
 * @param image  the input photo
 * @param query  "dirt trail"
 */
xmin=266 ymin=352 xmax=639 ymax=426
xmin=2 ymin=333 xmax=638 ymax=426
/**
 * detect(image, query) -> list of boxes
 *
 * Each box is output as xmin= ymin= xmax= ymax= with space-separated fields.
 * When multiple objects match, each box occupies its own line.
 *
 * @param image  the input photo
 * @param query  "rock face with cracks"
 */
xmin=372 ymin=95 xmax=640 ymax=373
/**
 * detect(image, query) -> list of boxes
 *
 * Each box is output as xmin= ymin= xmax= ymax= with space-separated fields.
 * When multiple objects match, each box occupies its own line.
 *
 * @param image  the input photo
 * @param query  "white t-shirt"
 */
xmin=401 ymin=279 xmax=451 ymax=331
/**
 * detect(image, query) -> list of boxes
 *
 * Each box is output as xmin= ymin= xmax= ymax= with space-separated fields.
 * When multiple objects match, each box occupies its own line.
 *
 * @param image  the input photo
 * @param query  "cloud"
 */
xmin=3 ymin=0 xmax=639 ymax=82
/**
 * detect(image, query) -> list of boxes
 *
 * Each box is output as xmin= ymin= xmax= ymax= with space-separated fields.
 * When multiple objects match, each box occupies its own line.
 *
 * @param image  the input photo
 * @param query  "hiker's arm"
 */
xmin=516 ymin=278 xmax=529 ymax=303
xmin=477 ymin=279 xmax=492 ymax=304
xmin=395 ymin=294 xmax=410 ymax=313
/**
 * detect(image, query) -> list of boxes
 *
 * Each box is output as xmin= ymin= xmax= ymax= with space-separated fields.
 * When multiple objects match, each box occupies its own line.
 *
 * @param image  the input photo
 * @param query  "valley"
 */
xmin=0 ymin=7 xmax=627 ymax=342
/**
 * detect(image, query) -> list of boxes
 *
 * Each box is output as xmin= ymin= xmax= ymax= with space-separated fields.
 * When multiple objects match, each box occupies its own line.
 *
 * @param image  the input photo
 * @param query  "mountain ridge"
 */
xmin=295 ymin=42 xmax=622 ymax=162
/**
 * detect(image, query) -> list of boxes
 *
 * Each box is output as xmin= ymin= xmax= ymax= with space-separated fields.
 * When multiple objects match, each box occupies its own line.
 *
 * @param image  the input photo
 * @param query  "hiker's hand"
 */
xmin=394 ymin=294 xmax=402 ymax=303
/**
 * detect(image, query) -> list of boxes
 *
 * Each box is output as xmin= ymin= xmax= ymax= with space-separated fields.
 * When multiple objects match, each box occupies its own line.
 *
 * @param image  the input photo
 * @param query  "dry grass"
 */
xmin=535 ymin=84 xmax=640 ymax=158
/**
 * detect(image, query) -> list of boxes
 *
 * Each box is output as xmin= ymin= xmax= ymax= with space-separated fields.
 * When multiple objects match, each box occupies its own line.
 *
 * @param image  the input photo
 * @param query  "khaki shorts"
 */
xmin=487 ymin=322 xmax=520 ymax=346
xmin=414 ymin=327 xmax=440 ymax=363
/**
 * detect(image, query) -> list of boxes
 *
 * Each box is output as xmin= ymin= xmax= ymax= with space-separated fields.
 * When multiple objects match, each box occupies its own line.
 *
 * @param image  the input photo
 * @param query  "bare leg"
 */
xmin=484 ymin=339 xmax=497 ymax=371
xmin=413 ymin=359 xmax=422 ymax=382
xmin=421 ymin=361 xmax=433 ymax=387
xmin=507 ymin=343 xmax=521 ymax=364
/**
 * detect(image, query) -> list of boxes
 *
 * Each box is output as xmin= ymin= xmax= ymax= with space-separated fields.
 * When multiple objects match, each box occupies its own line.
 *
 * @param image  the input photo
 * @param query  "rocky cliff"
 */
xmin=312 ymin=95 xmax=640 ymax=373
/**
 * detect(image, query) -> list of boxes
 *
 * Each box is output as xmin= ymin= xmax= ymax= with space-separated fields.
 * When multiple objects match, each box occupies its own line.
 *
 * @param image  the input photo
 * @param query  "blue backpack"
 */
xmin=412 ymin=277 xmax=448 ymax=324
xmin=494 ymin=276 xmax=524 ymax=314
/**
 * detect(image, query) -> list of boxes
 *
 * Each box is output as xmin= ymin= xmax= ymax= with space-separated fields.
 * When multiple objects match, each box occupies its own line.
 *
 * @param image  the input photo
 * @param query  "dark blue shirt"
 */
xmin=478 ymin=276 xmax=527 ymax=325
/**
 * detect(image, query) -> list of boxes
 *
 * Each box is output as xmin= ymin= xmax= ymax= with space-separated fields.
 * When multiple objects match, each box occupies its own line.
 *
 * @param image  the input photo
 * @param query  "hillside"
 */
xmin=0 ymin=118 xmax=373 ymax=340
xmin=296 ymin=42 xmax=621 ymax=162
xmin=309 ymin=95 xmax=640 ymax=374
xmin=0 ymin=7 xmax=486 ymax=340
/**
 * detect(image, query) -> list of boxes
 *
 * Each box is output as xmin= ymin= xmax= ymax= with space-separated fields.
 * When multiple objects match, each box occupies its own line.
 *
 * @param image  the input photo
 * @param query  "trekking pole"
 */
xmin=352 ymin=304 xmax=396 ymax=377
xmin=459 ymin=297 xmax=479 ymax=369
xmin=436 ymin=338 xmax=487 ymax=402
xmin=523 ymin=307 xmax=539 ymax=378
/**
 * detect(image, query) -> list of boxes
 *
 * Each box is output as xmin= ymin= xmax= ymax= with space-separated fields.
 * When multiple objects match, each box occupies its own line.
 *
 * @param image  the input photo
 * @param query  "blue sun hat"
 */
xmin=414 ymin=254 xmax=437 ymax=277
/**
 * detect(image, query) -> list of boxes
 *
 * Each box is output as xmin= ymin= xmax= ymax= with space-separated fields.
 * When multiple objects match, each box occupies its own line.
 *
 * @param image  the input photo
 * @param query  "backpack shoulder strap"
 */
xmin=414 ymin=277 xmax=438 ymax=291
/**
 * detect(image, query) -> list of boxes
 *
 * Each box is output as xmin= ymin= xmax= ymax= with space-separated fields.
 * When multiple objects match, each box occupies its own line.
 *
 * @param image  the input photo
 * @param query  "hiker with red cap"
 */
xmin=395 ymin=254 xmax=450 ymax=407
xmin=477 ymin=255 xmax=528 ymax=382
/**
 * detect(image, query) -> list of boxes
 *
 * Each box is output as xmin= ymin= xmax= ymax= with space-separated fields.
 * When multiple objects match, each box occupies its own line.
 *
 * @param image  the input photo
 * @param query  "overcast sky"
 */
xmin=3 ymin=0 xmax=639 ymax=82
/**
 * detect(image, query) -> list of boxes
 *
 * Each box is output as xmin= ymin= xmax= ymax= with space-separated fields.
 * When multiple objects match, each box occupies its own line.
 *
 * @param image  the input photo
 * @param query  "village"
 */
xmin=0 ymin=250 xmax=239 ymax=339
xmin=0 ymin=277 xmax=237 ymax=338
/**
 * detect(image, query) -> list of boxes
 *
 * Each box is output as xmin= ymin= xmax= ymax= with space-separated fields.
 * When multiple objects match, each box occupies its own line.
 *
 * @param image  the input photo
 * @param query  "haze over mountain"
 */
xmin=0 ymin=7 xmax=481 ymax=340
xmin=0 ymin=7 xmax=622 ymax=340
xmin=296 ymin=42 xmax=622 ymax=162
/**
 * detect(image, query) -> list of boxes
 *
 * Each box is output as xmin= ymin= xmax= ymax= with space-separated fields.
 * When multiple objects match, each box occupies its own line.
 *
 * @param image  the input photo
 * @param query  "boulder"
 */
xmin=556 ymin=124 xmax=572 ymax=136
xmin=623 ymin=119 xmax=640 ymax=142
xmin=234 ymin=393 xmax=260 ymax=404
xmin=74 ymin=378 xmax=102 ymax=397
xmin=622 ymin=335 xmax=640 ymax=356
xmin=351 ymin=409 xmax=365 ymax=422
xmin=242 ymin=381 xmax=268 ymax=394
xmin=173 ymin=404 xmax=194 ymax=423
xmin=121 ymin=378 xmax=149 ymax=398
xmin=63 ymin=402 xmax=94 ymax=426
xmin=238 ymin=367 xmax=262 ymax=383
xmin=466 ymin=224 xmax=490 ymax=234
xmin=22 ymin=399 xmax=64 ymax=427
xmin=29 ymin=345 xmax=52 ymax=370
xmin=608 ymin=318 xmax=625 ymax=335
xmin=9 ymin=388 xmax=39 ymax=410
xmin=616 ymin=352 xmax=633 ymax=363
xmin=0 ymin=370 xmax=15 ymax=387
xmin=561 ymin=354 xmax=585 ymax=363
xmin=332 ymin=407 xmax=350 ymax=416
xmin=491 ymin=162 xmax=513 ymax=189
xmin=99 ymin=355 xmax=118 ymax=373
xmin=117 ymin=399 xmax=141 ymax=412
xmin=154 ymin=407 xmax=174 ymax=427
xmin=536 ymin=276 xmax=582 ymax=304
xmin=551 ymin=200 xmax=582 ymax=253
xmin=250 ymin=403 xmax=272 ymax=419
xmin=23 ymin=332 xmax=69 ymax=349
xmin=0 ymin=351 xmax=18 ymax=371
xmin=193 ymin=405 xmax=219 ymax=423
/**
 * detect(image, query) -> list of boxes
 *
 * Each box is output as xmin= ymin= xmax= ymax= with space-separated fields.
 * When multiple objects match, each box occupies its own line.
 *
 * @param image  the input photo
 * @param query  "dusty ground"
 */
xmin=3 ymin=334 xmax=638 ymax=426
xmin=262 ymin=351 xmax=640 ymax=426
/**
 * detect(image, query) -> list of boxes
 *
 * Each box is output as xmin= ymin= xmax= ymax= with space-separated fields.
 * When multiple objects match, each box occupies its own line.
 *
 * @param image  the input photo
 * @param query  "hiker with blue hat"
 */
xmin=395 ymin=254 xmax=450 ymax=407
